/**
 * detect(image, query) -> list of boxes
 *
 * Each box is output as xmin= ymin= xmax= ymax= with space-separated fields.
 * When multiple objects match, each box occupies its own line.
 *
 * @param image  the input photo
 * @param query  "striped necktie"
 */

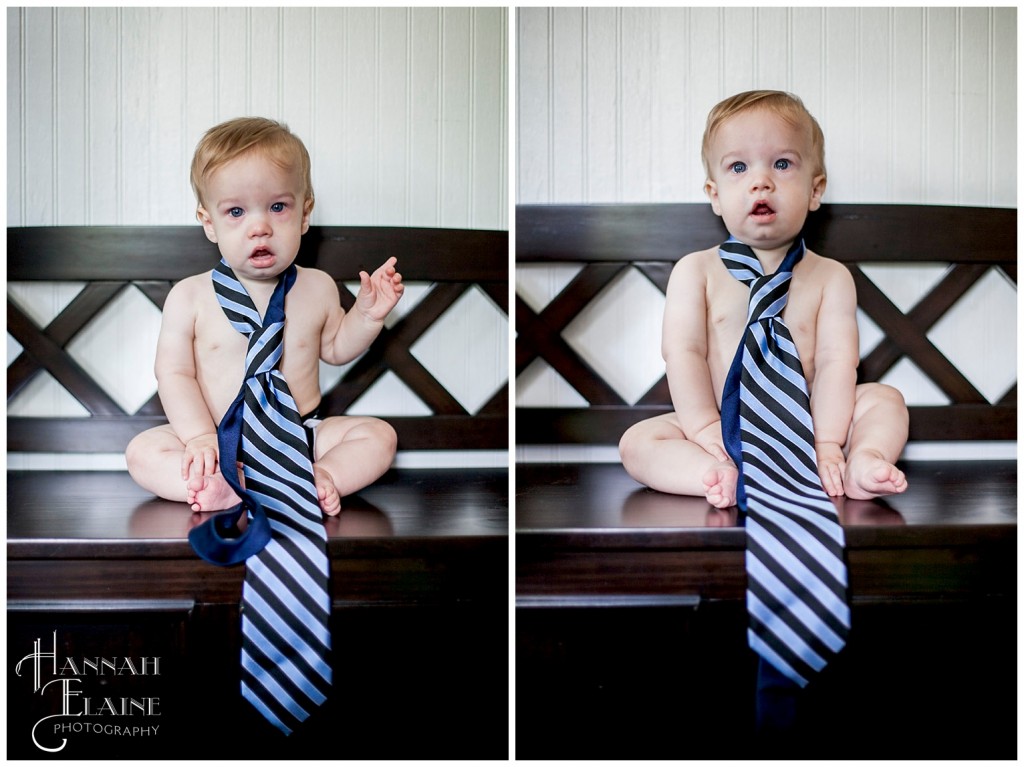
xmin=188 ymin=260 xmax=332 ymax=734
xmin=718 ymin=237 xmax=851 ymax=690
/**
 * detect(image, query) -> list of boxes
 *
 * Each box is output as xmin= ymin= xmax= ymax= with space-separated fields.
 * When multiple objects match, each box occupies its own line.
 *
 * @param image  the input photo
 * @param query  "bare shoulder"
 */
xmin=668 ymin=245 xmax=721 ymax=285
xmin=293 ymin=265 xmax=342 ymax=299
xmin=802 ymin=249 xmax=854 ymax=288
xmin=165 ymin=271 xmax=212 ymax=309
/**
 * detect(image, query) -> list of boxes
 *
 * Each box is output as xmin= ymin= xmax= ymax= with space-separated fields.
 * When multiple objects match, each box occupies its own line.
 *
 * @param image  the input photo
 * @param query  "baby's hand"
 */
xmin=815 ymin=441 xmax=846 ymax=497
xmin=182 ymin=433 xmax=220 ymax=480
xmin=355 ymin=257 xmax=405 ymax=322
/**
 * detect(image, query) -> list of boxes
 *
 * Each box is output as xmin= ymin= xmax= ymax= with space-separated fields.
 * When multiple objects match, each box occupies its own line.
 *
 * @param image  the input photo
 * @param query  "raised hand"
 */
xmin=355 ymin=256 xmax=405 ymax=322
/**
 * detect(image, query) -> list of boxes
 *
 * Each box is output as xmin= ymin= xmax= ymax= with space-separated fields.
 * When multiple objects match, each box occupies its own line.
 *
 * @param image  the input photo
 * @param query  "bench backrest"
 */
xmin=8 ymin=225 xmax=508 ymax=453
xmin=516 ymin=203 xmax=1016 ymax=445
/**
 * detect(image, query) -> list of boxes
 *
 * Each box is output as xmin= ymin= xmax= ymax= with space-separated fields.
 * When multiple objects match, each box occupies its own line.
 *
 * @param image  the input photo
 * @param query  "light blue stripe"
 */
xmin=242 ymin=649 xmax=309 ymax=722
xmin=244 ymin=587 xmax=332 ymax=682
xmin=749 ymin=322 xmax=809 ymax=398
xmin=746 ymin=325 xmax=813 ymax=418
xmin=253 ymin=536 xmax=331 ymax=612
xmin=245 ymin=324 xmax=284 ymax=374
xmin=246 ymin=379 xmax=308 ymax=443
xmin=739 ymin=369 xmax=815 ymax=446
xmin=744 ymin=483 xmax=845 ymax=548
xmin=739 ymin=426 xmax=822 ymax=490
xmin=748 ymin=502 xmax=846 ymax=581
xmin=241 ymin=680 xmax=292 ymax=735
xmin=748 ymin=630 xmax=808 ymax=688
xmin=212 ymin=272 xmax=261 ymax=324
xmin=747 ymin=591 xmax=827 ymax=673
xmin=245 ymin=487 xmax=327 ymax=566
xmin=747 ymin=552 xmax=848 ymax=652
xmin=242 ymin=462 xmax=324 ymax=529
xmin=747 ymin=518 xmax=851 ymax=626
xmin=243 ymin=621 xmax=327 ymax=705
xmin=242 ymin=384 xmax=314 ymax=462
xmin=248 ymin=555 xmax=331 ymax=646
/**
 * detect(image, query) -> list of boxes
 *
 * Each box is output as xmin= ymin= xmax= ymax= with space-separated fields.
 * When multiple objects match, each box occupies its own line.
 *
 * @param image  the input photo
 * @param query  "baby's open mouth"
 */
xmin=751 ymin=202 xmax=775 ymax=216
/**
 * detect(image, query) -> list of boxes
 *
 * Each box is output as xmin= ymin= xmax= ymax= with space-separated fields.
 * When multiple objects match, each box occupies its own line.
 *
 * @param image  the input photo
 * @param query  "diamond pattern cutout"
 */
xmin=65 ymin=285 xmax=162 ymax=415
xmin=880 ymin=357 xmax=951 ymax=406
xmin=859 ymin=263 xmax=951 ymax=313
xmin=515 ymin=357 xmax=588 ymax=407
xmin=410 ymin=285 xmax=508 ymax=415
xmin=8 ymin=369 xmax=91 ymax=417
xmin=562 ymin=266 xmax=666 ymax=405
xmin=857 ymin=309 xmax=885 ymax=358
xmin=8 ymin=333 xmax=24 ymax=366
xmin=927 ymin=267 xmax=1017 ymax=404
xmin=346 ymin=370 xmax=433 ymax=416
xmin=8 ymin=282 xmax=86 ymax=328
xmin=516 ymin=263 xmax=584 ymax=313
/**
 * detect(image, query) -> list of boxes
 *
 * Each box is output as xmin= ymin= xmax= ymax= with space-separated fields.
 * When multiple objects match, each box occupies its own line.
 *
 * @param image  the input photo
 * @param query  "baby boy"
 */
xmin=127 ymin=117 xmax=404 ymax=516
xmin=619 ymin=90 xmax=908 ymax=508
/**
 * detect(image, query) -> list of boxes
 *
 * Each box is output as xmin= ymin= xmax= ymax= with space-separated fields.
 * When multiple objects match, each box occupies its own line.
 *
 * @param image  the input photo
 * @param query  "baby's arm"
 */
xmin=155 ymin=279 xmax=220 ymax=480
xmin=809 ymin=261 xmax=860 ymax=495
xmin=662 ymin=254 xmax=729 ymax=463
xmin=320 ymin=258 xmax=405 ymax=365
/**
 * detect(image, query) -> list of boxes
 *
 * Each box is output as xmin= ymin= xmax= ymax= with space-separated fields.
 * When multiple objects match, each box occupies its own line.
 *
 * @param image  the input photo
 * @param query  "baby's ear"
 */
xmin=301 ymin=197 xmax=314 ymax=235
xmin=704 ymin=180 xmax=723 ymax=216
xmin=196 ymin=206 xmax=218 ymax=243
xmin=808 ymin=174 xmax=827 ymax=211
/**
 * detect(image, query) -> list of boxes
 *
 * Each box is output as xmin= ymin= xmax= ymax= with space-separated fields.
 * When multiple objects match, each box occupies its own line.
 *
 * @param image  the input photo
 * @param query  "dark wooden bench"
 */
xmin=515 ymin=203 xmax=1016 ymax=759
xmin=7 ymin=225 xmax=509 ymax=760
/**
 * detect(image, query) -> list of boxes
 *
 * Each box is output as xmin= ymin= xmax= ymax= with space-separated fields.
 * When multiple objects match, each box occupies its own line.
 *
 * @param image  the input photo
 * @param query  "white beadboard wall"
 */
xmin=515 ymin=6 xmax=1016 ymax=463
xmin=7 ymin=6 xmax=509 ymax=470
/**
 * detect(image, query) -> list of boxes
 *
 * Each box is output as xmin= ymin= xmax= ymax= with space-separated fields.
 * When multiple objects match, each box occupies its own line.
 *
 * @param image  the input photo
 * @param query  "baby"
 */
xmin=619 ymin=90 xmax=908 ymax=508
xmin=126 ymin=117 xmax=404 ymax=516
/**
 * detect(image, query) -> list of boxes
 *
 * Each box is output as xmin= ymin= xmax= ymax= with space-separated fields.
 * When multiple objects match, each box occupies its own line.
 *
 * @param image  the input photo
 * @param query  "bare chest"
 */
xmin=705 ymin=270 xmax=821 ymax=389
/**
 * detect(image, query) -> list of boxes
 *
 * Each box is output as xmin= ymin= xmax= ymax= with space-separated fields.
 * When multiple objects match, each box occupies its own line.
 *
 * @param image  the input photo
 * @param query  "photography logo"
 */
xmin=14 ymin=631 xmax=162 ymax=754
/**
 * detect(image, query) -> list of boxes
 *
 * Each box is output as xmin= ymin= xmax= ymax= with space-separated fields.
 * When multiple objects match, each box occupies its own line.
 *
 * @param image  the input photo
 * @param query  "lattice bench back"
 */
xmin=516 ymin=203 xmax=1016 ymax=445
xmin=8 ymin=225 xmax=508 ymax=453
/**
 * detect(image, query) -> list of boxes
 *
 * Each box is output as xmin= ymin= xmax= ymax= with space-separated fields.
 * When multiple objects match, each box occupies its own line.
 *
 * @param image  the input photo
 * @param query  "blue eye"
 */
xmin=228 ymin=207 xmax=244 ymax=218
xmin=774 ymin=159 xmax=791 ymax=170
xmin=270 ymin=202 xmax=285 ymax=213
xmin=730 ymin=162 xmax=747 ymax=174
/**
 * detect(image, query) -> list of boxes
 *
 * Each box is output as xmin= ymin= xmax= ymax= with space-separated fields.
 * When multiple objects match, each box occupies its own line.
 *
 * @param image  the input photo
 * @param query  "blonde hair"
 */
xmin=190 ymin=116 xmax=314 ymax=215
xmin=701 ymin=90 xmax=826 ymax=180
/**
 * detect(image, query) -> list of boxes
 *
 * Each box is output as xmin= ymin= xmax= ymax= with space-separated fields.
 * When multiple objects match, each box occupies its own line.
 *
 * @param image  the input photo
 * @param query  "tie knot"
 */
xmin=244 ymin=320 xmax=285 ymax=379
xmin=746 ymin=271 xmax=793 ymax=324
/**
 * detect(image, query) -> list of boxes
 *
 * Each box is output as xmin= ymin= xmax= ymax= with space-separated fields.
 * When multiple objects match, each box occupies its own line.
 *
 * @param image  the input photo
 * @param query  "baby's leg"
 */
xmin=310 ymin=416 xmax=398 ymax=516
xmin=844 ymin=383 xmax=909 ymax=499
xmin=125 ymin=425 xmax=240 ymax=512
xmin=619 ymin=413 xmax=738 ymax=508
xmin=126 ymin=425 xmax=191 ymax=503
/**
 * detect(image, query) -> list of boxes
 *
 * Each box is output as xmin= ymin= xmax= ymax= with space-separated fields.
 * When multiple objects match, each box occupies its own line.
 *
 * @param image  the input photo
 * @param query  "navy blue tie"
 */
xmin=719 ymin=237 xmax=851 ymax=690
xmin=189 ymin=260 xmax=331 ymax=734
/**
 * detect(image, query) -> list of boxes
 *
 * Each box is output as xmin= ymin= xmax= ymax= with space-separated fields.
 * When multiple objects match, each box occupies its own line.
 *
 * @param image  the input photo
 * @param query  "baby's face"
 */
xmin=704 ymin=108 xmax=825 ymax=252
xmin=197 ymin=151 xmax=311 ymax=281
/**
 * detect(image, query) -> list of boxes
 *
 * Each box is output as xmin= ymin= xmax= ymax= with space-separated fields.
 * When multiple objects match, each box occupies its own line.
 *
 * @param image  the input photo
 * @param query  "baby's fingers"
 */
xmin=818 ymin=461 xmax=845 ymax=497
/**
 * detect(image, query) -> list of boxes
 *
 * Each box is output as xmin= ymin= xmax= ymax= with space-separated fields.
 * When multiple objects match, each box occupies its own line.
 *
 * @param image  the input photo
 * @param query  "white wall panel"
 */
xmin=517 ymin=6 xmax=1016 ymax=207
xmin=8 ymin=6 xmax=508 ymax=228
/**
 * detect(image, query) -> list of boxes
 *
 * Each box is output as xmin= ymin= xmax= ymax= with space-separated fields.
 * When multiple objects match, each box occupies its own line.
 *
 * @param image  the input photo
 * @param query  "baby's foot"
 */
xmin=702 ymin=461 xmax=739 ymax=509
xmin=843 ymin=450 xmax=908 ymax=500
xmin=313 ymin=464 xmax=341 ymax=517
xmin=187 ymin=472 xmax=241 ymax=512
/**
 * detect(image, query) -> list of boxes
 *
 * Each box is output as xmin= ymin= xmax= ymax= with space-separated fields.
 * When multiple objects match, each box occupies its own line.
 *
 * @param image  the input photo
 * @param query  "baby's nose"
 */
xmin=248 ymin=215 xmax=271 ymax=236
